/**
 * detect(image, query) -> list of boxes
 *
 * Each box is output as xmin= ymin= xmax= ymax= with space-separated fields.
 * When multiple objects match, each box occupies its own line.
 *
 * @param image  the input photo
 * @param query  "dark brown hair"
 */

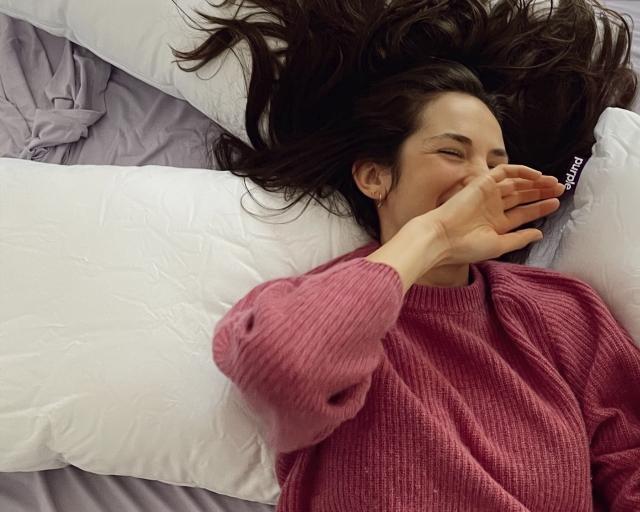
xmin=169 ymin=0 xmax=636 ymax=261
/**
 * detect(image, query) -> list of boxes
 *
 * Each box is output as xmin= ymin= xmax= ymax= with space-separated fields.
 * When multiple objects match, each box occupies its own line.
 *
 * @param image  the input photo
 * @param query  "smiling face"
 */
xmin=352 ymin=91 xmax=509 ymax=244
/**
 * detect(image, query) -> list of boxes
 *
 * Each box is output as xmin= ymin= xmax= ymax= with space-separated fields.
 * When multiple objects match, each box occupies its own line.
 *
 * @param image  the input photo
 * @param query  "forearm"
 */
xmin=213 ymin=256 xmax=404 ymax=452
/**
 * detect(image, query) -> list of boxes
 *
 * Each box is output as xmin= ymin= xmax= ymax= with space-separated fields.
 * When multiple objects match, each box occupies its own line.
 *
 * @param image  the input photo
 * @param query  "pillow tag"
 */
xmin=564 ymin=155 xmax=589 ymax=193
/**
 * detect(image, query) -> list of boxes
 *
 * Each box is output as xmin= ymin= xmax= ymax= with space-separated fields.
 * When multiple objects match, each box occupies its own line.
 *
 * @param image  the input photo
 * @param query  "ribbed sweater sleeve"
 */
xmin=212 ymin=257 xmax=404 ymax=454
xmin=535 ymin=274 xmax=640 ymax=511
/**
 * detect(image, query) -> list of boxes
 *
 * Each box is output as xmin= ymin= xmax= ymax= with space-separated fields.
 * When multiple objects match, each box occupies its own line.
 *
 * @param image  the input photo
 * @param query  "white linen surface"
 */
xmin=0 ymin=159 xmax=371 ymax=505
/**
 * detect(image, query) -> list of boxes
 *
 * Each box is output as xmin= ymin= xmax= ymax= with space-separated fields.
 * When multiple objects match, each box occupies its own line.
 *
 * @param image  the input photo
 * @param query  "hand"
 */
xmin=414 ymin=164 xmax=565 ymax=266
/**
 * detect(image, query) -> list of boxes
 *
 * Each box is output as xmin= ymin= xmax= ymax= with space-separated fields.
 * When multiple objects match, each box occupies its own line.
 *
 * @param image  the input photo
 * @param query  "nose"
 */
xmin=468 ymin=159 xmax=491 ymax=178
xmin=459 ymin=160 xmax=491 ymax=190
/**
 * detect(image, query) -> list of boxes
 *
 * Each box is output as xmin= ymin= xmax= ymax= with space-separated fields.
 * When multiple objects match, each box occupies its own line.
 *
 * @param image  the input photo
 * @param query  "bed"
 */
xmin=0 ymin=10 xmax=274 ymax=512
xmin=0 ymin=1 xmax=639 ymax=511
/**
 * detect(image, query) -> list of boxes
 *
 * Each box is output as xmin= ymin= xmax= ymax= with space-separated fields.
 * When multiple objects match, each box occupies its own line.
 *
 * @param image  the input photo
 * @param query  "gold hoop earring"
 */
xmin=376 ymin=192 xmax=383 ymax=208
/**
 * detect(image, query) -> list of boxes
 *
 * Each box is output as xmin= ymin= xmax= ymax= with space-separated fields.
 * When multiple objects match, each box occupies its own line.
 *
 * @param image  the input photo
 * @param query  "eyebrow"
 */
xmin=425 ymin=132 xmax=509 ymax=159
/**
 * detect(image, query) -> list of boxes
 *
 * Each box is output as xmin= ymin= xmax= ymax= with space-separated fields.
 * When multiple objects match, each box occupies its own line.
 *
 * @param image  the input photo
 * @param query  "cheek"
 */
xmin=395 ymin=154 xmax=466 ymax=213
xmin=396 ymin=168 xmax=458 ymax=214
xmin=417 ymin=161 xmax=464 ymax=205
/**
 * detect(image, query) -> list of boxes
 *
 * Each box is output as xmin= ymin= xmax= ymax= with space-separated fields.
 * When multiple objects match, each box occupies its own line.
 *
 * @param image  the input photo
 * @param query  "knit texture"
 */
xmin=213 ymin=240 xmax=640 ymax=511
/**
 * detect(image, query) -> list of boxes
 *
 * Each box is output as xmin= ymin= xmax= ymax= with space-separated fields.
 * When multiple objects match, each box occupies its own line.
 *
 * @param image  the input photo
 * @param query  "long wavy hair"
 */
xmin=169 ymin=0 xmax=636 ymax=262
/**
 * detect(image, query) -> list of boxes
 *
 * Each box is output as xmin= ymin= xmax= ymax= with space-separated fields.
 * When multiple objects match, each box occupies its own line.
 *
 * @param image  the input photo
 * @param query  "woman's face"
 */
xmin=353 ymin=91 xmax=509 ymax=244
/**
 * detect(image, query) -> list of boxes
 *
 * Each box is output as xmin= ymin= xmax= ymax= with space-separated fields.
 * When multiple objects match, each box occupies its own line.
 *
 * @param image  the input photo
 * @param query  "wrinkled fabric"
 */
xmin=0 ymin=14 xmax=110 ymax=163
xmin=0 ymin=14 xmax=222 ymax=169
xmin=71 ymin=63 xmax=221 ymax=168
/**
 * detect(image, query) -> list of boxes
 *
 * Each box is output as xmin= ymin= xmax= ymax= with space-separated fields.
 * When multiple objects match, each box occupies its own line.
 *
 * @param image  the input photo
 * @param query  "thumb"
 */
xmin=497 ymin=229 xmax=543 ymax=255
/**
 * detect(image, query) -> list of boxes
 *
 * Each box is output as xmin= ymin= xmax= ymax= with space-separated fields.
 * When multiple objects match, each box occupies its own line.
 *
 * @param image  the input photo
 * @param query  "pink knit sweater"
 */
xmin=213 ymin=240 xmax=640 ymax=511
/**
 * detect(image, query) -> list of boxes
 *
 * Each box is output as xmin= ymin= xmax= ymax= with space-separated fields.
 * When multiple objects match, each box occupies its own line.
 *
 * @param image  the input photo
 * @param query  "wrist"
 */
xmin=365 ymin=218 xmax=450 ymax=295
xmin=404 ymin=216 xmax=451 ymax=272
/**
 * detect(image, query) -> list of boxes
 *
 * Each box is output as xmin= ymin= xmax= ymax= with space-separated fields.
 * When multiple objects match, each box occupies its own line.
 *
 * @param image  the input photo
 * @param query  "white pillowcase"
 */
xmin=0 ymin=0 xmax=272 ymax=144
xmin=550 ymin=107 xmax=640 ymax=348
xmin=0 ymin=158 xmax=372 ymax=504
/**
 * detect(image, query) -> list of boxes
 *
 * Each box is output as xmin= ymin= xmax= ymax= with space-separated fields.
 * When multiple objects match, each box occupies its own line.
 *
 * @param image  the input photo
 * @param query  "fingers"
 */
xmin=472 ymin=166 xmax=560 ymax=200
xmin=508 ymin=176 xmax=562 ymax=190
xmin=496 ymin=176 xmax=560 ymax=196
xmin=502 ymin=183 xmax=565 ymax=210
xmin=489 ymin=164 xmax=543 ymax=183
xmin=503 ymin=198 xmax=562 ymax=232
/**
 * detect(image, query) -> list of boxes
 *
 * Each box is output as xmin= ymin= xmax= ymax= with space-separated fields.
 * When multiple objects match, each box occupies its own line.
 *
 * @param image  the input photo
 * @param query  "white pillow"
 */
xmin=0 ymin=158 xmax=372 ymax=504
xmin=551 ymin=107 xmax=640 ymax=348
xmin=0 ymin=0 xmax=274 ymax=144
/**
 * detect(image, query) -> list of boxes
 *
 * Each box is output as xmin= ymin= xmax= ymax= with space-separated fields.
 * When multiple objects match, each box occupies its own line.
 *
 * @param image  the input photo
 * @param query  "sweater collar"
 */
xmin=360 ymin=240 xmax=487 ymax=313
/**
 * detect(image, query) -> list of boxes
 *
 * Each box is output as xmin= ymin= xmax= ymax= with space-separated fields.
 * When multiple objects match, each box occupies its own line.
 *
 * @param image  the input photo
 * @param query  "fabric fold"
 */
xmin=0 ymin=14 xmax=111 ymax=163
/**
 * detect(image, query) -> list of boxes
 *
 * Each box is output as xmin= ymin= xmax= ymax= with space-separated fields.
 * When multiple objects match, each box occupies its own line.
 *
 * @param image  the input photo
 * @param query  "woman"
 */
xmin=172 ymin=1 xmax=640 ymax=510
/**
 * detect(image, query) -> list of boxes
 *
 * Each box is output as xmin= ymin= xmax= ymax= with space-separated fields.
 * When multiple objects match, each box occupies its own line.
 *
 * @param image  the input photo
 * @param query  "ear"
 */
xmin=351 ymin=160 xmax=391 ymax=198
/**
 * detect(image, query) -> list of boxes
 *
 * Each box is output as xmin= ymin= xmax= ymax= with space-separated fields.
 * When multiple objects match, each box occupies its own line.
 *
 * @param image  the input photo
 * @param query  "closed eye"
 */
xmin=439 ymin=149 xmax=464 ymax=158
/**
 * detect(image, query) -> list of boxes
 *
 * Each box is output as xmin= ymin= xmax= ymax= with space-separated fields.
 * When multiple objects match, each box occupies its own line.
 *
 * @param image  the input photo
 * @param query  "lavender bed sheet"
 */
xmin=0 ymin=13 xmax=273 ymax=512
xmin=0 ymin=13 xmax=222 ymax=169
